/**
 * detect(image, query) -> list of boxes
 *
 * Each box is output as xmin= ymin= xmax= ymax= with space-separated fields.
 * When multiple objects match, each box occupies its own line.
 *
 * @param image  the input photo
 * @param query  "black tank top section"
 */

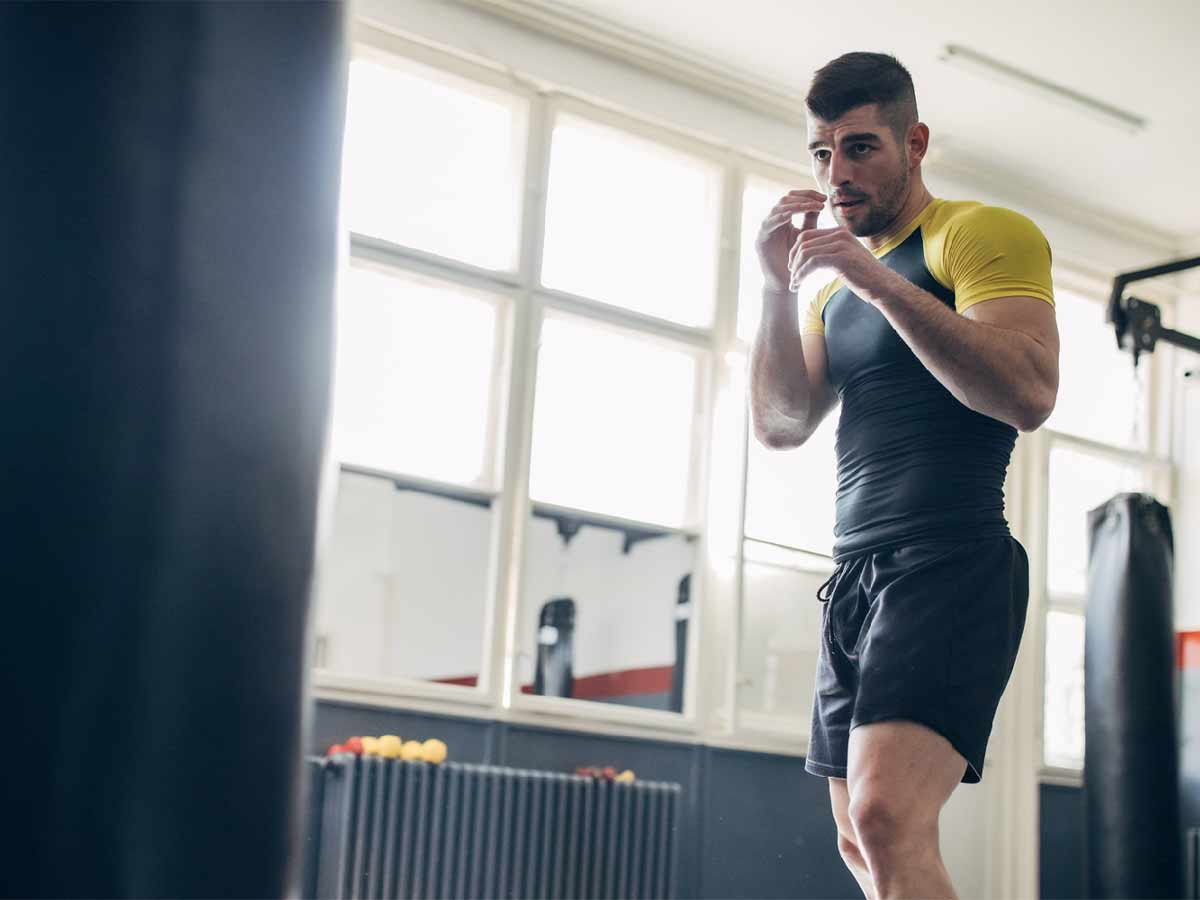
xmin=822 ymin=227 xmax=1016 ymax=561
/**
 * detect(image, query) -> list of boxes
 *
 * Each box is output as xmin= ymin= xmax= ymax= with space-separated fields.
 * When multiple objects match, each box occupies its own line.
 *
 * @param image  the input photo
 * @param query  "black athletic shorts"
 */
xmin=804 ymin=535 xmax=1029 ymax=784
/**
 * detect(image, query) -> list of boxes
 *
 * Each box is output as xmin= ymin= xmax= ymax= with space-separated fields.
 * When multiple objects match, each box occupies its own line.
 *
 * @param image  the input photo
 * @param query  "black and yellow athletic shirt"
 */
xmin=801 ymin=198 xmax=1055 ymax=562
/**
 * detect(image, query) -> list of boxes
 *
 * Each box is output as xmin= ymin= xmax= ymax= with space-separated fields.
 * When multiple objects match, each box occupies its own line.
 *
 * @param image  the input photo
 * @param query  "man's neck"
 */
xmin=864 ymin=181 xmax=934 ymax=252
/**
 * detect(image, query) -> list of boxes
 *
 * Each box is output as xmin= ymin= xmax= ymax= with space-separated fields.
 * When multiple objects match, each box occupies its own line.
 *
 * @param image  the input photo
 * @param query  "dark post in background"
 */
xmin=0 ymin=3 xmax=346 ymax=895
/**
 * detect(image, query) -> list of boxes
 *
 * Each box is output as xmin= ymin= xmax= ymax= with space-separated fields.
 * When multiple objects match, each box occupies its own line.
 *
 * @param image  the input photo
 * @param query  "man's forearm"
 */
xmin=858 ymin=268 xmax=1055 ymax=430
xmin=750 ymin=288 xmax=813 ymax=422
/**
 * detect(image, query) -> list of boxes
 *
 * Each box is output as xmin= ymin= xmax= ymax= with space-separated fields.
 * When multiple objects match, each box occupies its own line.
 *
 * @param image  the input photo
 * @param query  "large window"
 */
xmin=317 ymin=38 xmax=723 ymax=720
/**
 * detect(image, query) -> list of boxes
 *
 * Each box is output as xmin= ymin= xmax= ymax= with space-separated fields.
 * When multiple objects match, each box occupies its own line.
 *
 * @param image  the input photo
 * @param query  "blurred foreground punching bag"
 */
xmin=0 ymin=3 xmax=346 ymax=896
xmin=1085 ymin=493 xmax=1182 ymax=898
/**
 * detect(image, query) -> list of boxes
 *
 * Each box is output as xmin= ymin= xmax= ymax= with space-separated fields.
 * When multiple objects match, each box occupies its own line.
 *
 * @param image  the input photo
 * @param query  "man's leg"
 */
xmin=847 ymin=720 xmax=966 ymax=900
xmin=828 ymin=777 xmax=876 ymax=900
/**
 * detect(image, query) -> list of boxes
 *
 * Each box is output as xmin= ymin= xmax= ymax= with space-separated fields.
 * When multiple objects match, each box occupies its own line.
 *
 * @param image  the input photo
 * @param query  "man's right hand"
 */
xmin=754 ymin=189 xmax=827 ymax=294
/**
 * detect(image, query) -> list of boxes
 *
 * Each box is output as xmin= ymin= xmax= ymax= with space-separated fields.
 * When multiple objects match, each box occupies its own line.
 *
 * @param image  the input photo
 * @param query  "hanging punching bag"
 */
xmin=670 ymin=573 xmax=691 ymax=713
xmin=0 ymin=3 xmax=345 ymax=896
xmin=534 ymin=597 xmax=576 ymax=698
xmin=1084 ymin=492 xmax=1182 ymax=899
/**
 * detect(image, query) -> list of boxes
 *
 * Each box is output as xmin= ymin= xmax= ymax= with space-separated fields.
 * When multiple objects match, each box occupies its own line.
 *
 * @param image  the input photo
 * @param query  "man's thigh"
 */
xmin=847 ymin=719 xmax=967 ymax=823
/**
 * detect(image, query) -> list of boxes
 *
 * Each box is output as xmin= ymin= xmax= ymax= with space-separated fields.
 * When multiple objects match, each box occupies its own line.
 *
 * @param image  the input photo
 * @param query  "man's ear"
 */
xmin=907 ymin=122 xmax=930 ymax=168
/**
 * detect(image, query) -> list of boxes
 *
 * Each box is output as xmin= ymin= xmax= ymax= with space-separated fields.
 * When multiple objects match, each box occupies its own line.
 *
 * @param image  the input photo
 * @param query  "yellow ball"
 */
xmin=377 ymin=734 xmax=403 ymax=758
xmin=360 ymin=736 xmax=381 ymax=756
xmin=421 ymin=738 xmax=448 ymax=764
xmin=615 ymin=769 xmax=635 ymax=783
xmin=400 ymin=740 xmax=424 ymax=761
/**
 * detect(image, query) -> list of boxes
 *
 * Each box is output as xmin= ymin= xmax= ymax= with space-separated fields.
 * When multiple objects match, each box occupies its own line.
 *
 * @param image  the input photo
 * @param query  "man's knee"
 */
xmin=848 ymin=791 xmax=936 ymax=859
xmin=837 ymin=832 xmax=863 ymax=861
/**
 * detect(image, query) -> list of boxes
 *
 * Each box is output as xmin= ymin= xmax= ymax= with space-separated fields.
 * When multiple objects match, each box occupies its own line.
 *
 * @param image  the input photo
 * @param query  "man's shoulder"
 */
xmin=927 ymin=198 xmax=1045 ymax=242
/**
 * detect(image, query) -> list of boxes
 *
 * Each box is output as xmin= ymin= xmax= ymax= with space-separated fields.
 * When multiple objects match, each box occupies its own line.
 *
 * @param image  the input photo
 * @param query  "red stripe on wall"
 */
xmin=518 ymin=665 xmax=674 ymax=699
xmin=1177 ymin=632 xmax=1200 ymax=670
xmin=438 ymin=665 xmax=676 ymax=698
xmin=433 ymin=675 xmax=478 ymax=687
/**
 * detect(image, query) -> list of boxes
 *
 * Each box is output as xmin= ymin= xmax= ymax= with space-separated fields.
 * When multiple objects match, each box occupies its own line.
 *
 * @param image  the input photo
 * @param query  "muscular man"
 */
xmin=750 ymin=52 xmax=1059 ymax=899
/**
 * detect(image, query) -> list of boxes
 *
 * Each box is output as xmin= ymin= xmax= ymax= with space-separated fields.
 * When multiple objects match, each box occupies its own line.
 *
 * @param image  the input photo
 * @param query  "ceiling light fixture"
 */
xmin=939 ymin=44 xmax=1147 ymax=134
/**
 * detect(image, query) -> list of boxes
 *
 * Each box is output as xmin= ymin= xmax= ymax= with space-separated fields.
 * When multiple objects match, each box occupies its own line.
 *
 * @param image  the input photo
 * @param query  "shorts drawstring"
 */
xmin=817 ymin=561 xmax=846 ymax=602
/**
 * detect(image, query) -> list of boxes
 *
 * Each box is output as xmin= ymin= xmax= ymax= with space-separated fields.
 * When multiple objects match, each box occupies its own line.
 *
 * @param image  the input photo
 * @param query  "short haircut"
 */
xmin=805 ymin=52 xmax=918 ymax=142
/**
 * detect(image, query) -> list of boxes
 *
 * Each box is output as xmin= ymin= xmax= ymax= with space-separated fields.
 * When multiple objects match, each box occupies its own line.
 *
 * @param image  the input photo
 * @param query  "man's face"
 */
xmin=806 ymin=103 xmax=911 ymax=237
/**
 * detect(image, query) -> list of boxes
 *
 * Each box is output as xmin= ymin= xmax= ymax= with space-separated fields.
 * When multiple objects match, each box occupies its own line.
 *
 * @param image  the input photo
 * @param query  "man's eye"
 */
xmin=852 ymin=144 xmax=872 ymax=155
xmin=814 ymin=150 xmax=830 ymax=162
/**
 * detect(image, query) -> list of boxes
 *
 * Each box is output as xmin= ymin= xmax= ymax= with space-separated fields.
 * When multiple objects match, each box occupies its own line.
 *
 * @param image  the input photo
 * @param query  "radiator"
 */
xmin=1188 ymin=827 xmax=1200 ymax=900
xmin=305 ymin=755 xmax=682 ymax=899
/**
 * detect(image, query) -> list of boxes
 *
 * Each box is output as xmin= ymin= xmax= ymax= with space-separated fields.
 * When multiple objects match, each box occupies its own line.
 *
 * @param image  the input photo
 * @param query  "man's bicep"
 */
xmin=962 ymin=294 xmax=1059 ymax=355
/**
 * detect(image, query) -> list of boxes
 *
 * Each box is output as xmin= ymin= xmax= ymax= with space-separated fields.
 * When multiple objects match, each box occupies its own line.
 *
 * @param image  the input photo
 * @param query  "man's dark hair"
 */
xmin=805 ymin=52 xmax=918 ymax=142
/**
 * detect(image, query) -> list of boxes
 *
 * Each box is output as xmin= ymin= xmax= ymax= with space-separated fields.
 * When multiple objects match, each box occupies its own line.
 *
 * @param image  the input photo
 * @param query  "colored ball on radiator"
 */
xmin=401 ymin=740 xmax=424 ymax=761
xmin=361 ymin=736 xmax=381 ymax=755
xmin=343 ymin=736 xmax=364 ymax=755
xmin=378 ymin=734 xmax=403 ymax=758
xmin=326 ymin=743 xmax=346 ymax=757
xmin=421 ymin=739 xmax=448 ymax=764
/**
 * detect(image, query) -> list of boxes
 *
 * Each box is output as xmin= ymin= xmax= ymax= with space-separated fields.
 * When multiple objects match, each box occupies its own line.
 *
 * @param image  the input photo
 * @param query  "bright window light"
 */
xmin=528 ymin=313 xmax=700 ymax=526
xmin=744 ymin=406 xmax=840 ymax=557
xmin=1043 ymin=608 xmax=1085 ymax=768
xmin=738 ymin=176 xmax=836 ymax=342
xmin=341 ymin=55 xmax=527 ymax=271
xmin=1045 ymin=288 xmax=1148 ymax=448
xmin=330 ymin=264 xmax=501 ymax=487
xmin=1046 ymin=444 xmax=1145 ymax=598
xmin=541 ymin=114 xmax=722 ymax=327
xmin=738 ymin=541 xmax=829 ymax=730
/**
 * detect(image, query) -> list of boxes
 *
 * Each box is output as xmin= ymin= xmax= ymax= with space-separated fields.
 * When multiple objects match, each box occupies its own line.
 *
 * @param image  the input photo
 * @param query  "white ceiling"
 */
xmin=551 ymin=0 xmax=1200 ymax=243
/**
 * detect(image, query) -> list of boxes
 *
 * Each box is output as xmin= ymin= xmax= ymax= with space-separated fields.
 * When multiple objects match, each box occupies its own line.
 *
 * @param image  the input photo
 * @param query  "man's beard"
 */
xmin=846 ymin=165 xmax=909 ymax=237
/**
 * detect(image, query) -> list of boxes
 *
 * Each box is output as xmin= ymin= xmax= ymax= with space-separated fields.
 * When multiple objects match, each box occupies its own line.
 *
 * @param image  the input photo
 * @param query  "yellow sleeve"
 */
xmin=934 ymin=206 xmax=1055 ymax=313
xmin=801 ymin=279 xmax=840 ymax=335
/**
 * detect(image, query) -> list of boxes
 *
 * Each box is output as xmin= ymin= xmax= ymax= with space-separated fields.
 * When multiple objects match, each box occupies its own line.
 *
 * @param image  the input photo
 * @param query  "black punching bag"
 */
xmin=534 ymin=598 xmax=576 ymax=698
xmin=0 ymin=3 xmax=346 ymax=896
xmin=1084 ymin=492 xmax=1182 ymax=898
xmin=670 ymin=573 xmax=691 ymax=713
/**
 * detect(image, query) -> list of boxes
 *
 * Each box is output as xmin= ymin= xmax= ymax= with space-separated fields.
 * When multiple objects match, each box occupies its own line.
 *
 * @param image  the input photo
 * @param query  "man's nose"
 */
xmin=829 ymin=150 xmax=853 ymax=187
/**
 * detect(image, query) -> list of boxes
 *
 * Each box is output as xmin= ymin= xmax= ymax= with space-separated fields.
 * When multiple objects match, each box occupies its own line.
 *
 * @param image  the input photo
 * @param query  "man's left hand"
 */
xmin=787 ymin=226 xmax=895 ymax=303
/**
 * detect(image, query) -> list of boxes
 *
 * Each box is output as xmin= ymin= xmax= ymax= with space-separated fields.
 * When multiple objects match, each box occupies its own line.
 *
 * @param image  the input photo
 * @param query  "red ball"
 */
xmin=326 ymin=743 xmax=346 ymax=756
xmin=344 ymin=736 xmax=364 ymax=754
